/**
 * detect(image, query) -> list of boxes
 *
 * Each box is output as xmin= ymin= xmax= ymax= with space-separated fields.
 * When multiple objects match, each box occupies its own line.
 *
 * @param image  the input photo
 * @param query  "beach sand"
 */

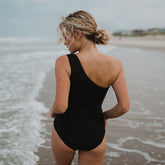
xmin=36 ymin=36 xmax=165 ymax=165
xmin=110 ymin=35 xmax=165 ymax=51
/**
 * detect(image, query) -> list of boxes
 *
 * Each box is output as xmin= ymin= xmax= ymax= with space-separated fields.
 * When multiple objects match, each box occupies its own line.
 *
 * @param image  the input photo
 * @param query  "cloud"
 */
xmin=0 ymin=0 xmax=165 ymax=37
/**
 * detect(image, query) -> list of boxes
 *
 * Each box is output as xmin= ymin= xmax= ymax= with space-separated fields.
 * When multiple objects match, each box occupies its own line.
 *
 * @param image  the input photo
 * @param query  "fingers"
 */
xmin=104 ymin=119 xmax=107 ymax=127
xmin=50 ymin=108 xmax=56 ymax=118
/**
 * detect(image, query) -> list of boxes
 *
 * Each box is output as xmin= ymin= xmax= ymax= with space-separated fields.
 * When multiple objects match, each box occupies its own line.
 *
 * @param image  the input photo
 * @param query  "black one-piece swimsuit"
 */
xmin=54 ymin=53 xmax=109 ymax=151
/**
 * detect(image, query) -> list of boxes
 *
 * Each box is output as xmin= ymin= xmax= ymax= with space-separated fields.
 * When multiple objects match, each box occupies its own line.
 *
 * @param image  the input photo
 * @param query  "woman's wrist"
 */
xmin=103 ymin=111 xmax=109 ymax=119
xmin=50 ymin=107 xmax=56 ymax=118
xmin=51 ymin=106 xmax=56 ymax=112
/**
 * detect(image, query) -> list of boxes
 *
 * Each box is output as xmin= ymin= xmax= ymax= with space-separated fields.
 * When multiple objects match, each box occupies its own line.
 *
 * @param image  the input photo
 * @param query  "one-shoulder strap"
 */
xmin=67 ymin=54 xmax=109 ymax=89
xmin=66 ymin=54 xmax=75 ymax=72
xmin=67 ymin=54 xmax=84 ymax=77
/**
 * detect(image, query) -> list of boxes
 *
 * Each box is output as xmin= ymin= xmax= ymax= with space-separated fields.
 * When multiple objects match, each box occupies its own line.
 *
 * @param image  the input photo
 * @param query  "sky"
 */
xmin=0 ymin=0 xmax=165 ymax=38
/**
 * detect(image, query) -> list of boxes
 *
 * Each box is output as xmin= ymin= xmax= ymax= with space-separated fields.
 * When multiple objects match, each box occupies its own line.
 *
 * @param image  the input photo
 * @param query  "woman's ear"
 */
xmin=75 ymin=30 xmax=81 ymax=40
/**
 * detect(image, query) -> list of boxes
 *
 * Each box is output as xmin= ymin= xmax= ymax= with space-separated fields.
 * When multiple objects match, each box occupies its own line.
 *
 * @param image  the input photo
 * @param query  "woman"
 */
xmin=50 ymin=10 xmax=129 ymax=165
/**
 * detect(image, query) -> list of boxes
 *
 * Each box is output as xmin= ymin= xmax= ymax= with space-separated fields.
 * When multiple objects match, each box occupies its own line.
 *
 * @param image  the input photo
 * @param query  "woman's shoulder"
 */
xmin=55 ymin=54 xmax=71 ymax=67
xmin=55 ymin=55 xmax=71 ymax=75
xmin=56 ymin=54 xmax=68 ymax=62
xmin=101 ymin=53 xmax=122 ymax=69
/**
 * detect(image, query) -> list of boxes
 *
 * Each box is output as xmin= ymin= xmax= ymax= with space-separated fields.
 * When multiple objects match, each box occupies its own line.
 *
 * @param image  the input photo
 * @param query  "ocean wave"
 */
xmin=107 ymin=142 xmax=165 ymax=163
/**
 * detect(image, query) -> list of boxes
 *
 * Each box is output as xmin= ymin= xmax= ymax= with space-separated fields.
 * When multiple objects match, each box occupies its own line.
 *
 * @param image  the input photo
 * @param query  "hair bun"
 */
xmin=58 ymin=10 xmax=111 ymax=45
xmin=94 ymin=29 xmax=110 ymax=45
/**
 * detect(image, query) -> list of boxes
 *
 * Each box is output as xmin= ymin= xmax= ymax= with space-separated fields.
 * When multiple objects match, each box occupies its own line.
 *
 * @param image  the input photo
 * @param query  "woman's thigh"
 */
xmin=78 ymin=135 xmax=106 ymax=165
xmin=51 ymin=126 xmax=75 ymax=165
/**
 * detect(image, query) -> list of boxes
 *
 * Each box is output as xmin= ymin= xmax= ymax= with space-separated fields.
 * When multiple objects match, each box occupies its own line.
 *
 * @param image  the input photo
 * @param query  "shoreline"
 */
xmin=110 ymin=35 xmax=165 ymax=51
xmin=35 ymin=69 xmax=56 ymax=165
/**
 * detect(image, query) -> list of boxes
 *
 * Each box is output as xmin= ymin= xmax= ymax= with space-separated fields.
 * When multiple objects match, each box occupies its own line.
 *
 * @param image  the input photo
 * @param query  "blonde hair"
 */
xmin=57 ymin=10 xmax=110 ymax=45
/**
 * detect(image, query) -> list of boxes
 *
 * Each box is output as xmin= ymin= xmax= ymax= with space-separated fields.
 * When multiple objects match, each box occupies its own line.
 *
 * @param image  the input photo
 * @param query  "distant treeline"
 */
xmin=113 ymin=28 xmax=165 ymax=36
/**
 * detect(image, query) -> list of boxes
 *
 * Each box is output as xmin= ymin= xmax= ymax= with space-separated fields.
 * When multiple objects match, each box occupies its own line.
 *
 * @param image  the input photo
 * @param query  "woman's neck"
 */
xmin=79 ymin=38 xmax=97 ymax=53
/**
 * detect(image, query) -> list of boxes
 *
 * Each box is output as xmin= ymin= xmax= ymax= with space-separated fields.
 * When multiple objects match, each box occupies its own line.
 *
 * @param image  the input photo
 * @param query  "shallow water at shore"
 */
xmin=0 ymin=38 xmax=66 ymax=165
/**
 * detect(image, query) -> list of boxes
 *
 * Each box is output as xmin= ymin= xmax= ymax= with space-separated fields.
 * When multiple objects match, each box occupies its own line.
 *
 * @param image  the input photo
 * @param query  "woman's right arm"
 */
xmin=103 ymin=61 xmax=130 ymax=119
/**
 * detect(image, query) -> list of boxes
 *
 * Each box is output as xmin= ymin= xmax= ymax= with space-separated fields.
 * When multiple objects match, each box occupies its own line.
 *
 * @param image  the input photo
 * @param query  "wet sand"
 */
xmin=36 ymin=70 xmax=56 ymax=165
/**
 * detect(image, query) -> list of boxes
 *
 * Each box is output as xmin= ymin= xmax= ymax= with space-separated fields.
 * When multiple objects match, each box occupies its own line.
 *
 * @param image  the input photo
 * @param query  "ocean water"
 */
xmin=0 ymin=38 xmax=68 ymax=165
xmin=0 ymin=38 xmax=165 ymax=165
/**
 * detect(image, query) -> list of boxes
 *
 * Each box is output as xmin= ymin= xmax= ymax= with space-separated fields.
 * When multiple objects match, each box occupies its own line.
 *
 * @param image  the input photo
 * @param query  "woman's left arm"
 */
xmin=50 ymin=55 xmax=70 ymax=117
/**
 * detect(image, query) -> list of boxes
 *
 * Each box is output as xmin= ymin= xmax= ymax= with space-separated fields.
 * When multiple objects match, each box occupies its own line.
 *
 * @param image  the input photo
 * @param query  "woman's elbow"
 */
xmin=54 ymin=103 xmax=68 ymax=114
xmin=121 ymin=102 xmax=130 ymax=113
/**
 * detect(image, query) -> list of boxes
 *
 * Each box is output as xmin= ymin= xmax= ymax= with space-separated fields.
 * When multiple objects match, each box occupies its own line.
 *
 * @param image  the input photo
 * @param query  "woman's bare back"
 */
xmin=66 ymin=52 xmax=121 ymax=88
